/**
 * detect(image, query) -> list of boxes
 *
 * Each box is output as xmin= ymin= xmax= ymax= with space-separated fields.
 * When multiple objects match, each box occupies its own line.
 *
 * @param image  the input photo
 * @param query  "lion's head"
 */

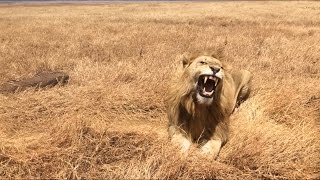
xmin=180 ymin=53 xmax=225 ymax=106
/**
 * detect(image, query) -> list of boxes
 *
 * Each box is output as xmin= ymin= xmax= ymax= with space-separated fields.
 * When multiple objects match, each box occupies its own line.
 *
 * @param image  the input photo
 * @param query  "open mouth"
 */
xmin=197 ymin=75 xmax=219 ymax=98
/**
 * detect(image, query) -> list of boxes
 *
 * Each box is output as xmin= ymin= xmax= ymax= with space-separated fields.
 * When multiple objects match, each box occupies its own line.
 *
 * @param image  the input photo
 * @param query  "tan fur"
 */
xmin=166 ymin=52 xmax=251 ymax=158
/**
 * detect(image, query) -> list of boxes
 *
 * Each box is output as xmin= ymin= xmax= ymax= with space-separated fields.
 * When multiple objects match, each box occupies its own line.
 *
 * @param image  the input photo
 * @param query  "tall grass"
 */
xmin=0 ymin=2 xmax=319 ymax=179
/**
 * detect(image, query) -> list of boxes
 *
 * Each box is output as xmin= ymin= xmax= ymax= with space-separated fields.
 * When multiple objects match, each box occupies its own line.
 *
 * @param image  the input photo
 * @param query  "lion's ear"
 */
xmin=181 ymin=53 xmax=191 ymax=68
xmin=210 ymin=46 xmax=225 ymax=60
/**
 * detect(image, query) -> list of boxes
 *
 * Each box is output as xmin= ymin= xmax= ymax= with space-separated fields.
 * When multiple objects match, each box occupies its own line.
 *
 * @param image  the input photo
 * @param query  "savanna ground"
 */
xmin=0 ymin=1 xmax=319 ymax=179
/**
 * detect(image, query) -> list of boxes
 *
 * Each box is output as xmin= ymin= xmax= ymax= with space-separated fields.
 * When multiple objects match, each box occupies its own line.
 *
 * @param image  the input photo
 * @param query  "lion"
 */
xmin=166 ymin=51 xmax=251 ymax=158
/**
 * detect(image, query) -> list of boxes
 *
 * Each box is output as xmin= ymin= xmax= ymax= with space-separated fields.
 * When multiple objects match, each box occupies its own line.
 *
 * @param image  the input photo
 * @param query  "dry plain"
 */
xmin=0 ymin=1 xmax=319 ymax=179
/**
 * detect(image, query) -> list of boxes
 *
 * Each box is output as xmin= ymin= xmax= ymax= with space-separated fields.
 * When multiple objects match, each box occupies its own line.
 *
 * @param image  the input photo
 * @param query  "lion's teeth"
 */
xmin=204 ymin=76 xmax=208 ymax=83
xmin=215 ymin=80 xmax=218 ymax=86
xmin=210 ymin=76 xmax=216 ymax=81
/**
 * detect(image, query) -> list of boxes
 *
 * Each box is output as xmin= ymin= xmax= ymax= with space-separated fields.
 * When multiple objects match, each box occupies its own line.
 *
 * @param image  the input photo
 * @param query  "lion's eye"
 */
xmin=199 ymin=61 xmax=206 ymax=65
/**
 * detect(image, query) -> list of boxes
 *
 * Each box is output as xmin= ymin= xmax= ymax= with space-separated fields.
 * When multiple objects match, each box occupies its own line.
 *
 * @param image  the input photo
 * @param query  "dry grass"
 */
xmin=0 ymin=1 xmax=319 ymax=179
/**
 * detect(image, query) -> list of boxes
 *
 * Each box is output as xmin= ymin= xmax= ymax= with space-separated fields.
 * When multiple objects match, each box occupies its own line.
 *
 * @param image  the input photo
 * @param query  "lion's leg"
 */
xmin=200 ymin=121 xmax=227 ymax=158
xmin=168 ymin=126 xmax=191 ymax=153
xmin=236 ymin=71 xmax=251 ymax=107
xmin=200 ymin=139 xmax=222 ymax=159
xmin=237 ymin=83 xmax=250 ymax=103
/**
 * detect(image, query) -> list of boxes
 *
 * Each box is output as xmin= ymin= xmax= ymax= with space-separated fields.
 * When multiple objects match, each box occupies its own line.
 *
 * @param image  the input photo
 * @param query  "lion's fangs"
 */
xmin=204 ymin=76 xmax=208 ymax=84
xmin=199 ymin=74 xmax=219 ymax=98
xmin=215 ymin=78 xmax=218 ymax=86
xmin=205 ymin=76 xmax=218 ymax=83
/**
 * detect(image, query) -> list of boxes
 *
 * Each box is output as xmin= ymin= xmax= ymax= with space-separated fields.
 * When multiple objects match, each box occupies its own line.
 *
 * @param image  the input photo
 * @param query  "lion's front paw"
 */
xmin=181 ymin=138 xmax=192 ymax=153
xmin=200 ymin=139 xmax=222 ymax=159
xmin=171 ymin=134 xmax=191 ymax=154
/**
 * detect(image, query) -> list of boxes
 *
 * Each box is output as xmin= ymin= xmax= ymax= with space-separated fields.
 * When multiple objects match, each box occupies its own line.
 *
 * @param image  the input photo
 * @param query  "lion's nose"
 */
xmin=210 ymin=67 xmax=220 ymax=74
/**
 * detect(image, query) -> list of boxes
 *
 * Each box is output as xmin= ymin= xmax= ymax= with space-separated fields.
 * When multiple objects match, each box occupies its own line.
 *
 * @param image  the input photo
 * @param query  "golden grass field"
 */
xmin=0 ymin=1 xmax=319 ymax=179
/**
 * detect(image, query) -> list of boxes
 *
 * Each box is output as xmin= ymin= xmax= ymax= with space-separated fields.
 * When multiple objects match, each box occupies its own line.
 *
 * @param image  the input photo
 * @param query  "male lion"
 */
xmin=166 ymin=51 xmax=251 ymax=158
